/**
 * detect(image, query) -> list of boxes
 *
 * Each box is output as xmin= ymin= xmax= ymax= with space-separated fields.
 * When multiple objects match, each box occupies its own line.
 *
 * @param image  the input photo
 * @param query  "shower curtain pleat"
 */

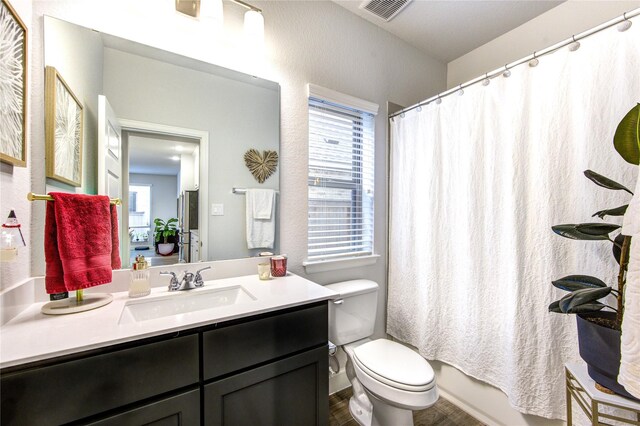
xmin=388 ymin=21 xmax=639 ymax=419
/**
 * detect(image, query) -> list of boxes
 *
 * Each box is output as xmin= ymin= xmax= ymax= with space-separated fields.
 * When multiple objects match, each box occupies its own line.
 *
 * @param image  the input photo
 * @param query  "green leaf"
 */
xmin=592 ymin=204 xmax=628 ymax=219
xmin=613 ymin=103 xmax=640 ymax=165
xmin=584 ymin=170 xmax=633 ymax=195
xmin=552 ymin=224 xmax=610 ymax=241
xmin=575 ymin=223 xmax=621 ymax=236
xmin=559 ymin=287 xmax=612 ymax=313
xmin=565 ymin=302 xmax=607 ymax=314
xmin=548 ymin=300 xmax=562 ymax=313
xmin=552 ymin=275 xmax=607 ymax=292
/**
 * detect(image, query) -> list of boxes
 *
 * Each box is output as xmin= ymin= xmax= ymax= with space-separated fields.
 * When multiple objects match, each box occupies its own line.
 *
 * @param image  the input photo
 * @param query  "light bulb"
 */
xmin=244 ymin=10 xmax=264 ymax=51
xmin=200 ymin=0 xmax=223 ymax=25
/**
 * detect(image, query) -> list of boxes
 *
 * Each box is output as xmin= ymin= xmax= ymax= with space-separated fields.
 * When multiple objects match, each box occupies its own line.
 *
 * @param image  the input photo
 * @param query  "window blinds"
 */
xmin=308 ymin=97 xmax=375 ymax=261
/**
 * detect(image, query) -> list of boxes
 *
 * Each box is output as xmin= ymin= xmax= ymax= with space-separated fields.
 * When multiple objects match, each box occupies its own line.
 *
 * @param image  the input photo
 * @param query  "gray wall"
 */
xmin=102 ymin=47 xmax=280 ymax=261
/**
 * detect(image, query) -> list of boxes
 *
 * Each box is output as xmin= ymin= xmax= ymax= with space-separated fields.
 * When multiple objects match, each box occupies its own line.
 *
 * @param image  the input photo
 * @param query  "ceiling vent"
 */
xmin=359 ymin=0 xmax=413 ymax=22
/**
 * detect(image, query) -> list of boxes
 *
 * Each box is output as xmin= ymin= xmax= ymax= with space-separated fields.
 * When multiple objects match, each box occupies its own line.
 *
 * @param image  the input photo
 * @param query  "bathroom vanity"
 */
xmin=0 ymin=274 xmax=335 ymax=425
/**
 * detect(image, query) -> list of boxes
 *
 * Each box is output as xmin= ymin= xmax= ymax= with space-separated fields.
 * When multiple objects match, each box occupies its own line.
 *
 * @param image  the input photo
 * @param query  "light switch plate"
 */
xmin=211 ymin=203 xmax=224 ymax=216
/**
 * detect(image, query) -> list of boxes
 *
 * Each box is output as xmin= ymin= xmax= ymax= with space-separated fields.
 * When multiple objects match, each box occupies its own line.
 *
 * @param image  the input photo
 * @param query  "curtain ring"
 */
xmin=503 ymin=64 xmax=511 ymax=78
xmin=618 ymin=12 xmax=633 ymax=32
xmin=568 ymin=35 xmax=581 ymax=51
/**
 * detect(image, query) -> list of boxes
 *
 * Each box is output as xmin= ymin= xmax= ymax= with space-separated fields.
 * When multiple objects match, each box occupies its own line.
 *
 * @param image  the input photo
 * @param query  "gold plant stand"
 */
xmin=566 ymin=362 xmax=640 ymax=425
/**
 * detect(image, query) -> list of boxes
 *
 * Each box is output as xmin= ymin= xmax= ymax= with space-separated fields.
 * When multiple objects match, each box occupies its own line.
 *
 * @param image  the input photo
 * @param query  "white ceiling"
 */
xmin=129 ymin=133 xmax=199 ymax=176
xmin=332 ymin=0 xmax=564 ymax=63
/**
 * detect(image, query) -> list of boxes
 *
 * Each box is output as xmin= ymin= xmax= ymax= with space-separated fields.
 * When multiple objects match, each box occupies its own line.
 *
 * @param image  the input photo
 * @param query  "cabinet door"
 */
xmin=1 ymin=334 xmax=199 ymax=426
xmin=87 ymin=389 xmax=200 ymax=426
xmin=204 ymin=346 xmax=328 ymax=426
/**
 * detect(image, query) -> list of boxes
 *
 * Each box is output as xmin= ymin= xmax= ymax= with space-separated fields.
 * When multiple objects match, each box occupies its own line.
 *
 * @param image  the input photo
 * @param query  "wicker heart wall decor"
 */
xmin=244 ymin=149 xmax=279 ymax=183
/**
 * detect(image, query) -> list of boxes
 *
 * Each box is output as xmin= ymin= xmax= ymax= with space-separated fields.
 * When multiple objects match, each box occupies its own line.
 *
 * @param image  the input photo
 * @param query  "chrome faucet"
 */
xmin=161 ymin=266 xmax=211 ymax=291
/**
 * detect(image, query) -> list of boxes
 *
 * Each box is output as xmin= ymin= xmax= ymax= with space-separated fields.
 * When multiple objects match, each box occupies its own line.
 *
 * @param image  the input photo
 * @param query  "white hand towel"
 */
xmin=246 ymin=189 xmax=276 ymax=249
xmin=251 ymin=189 xmax=275 ymax=220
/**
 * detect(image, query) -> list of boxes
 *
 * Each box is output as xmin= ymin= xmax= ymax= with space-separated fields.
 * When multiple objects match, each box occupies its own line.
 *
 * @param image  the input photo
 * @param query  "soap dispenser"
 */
xmin=129 ymin=255 xmax=150 ymax=298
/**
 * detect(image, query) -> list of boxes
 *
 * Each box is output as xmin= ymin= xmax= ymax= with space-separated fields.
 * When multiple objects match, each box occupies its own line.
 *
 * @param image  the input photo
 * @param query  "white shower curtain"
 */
xmin=388 ymin=22 xmax=639 ymax=419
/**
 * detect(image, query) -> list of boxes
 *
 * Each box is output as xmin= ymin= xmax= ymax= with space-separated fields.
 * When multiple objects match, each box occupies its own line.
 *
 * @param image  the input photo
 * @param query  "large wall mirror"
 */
xmin=44 ymin=16 xmax=280 ymax=267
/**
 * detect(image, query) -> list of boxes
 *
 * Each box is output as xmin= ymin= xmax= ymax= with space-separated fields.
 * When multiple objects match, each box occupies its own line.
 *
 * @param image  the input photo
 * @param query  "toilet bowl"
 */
xmin=343 ymin=339 xmax=438 ymax=426
xmin=326 ymin=280 xmax=438 ymax=426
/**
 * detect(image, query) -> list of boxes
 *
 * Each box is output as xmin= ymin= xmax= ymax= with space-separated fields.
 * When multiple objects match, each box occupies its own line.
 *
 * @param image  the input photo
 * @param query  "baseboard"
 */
xmin=329 ymin=370 xmax=350 ymax=395
xmin=437 ymin=386 xmax=501 ymax=426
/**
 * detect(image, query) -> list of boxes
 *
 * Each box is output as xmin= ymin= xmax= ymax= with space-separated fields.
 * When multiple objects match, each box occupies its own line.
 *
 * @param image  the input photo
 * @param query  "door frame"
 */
xmin=120 ymin=119 xmax=209 ymax=263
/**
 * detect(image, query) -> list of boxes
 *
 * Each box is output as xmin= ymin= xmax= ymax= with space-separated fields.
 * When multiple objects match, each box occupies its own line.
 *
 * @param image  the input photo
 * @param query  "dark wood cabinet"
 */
xmin=86 ymin=389 xmax=200 ymax=426
xmin=0 ymin=302 xmax=328 ymax=426
xmin=204 ymin=346 xmax=328 ymax=426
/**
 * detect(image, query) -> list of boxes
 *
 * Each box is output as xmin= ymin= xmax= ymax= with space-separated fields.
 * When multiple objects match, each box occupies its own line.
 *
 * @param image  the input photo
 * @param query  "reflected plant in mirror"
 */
xmin=43 ymin=16 xmax=280 ymax=269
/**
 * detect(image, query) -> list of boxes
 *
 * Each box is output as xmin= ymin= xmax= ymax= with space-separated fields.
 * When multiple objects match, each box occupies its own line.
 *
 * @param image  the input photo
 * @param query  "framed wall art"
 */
xmin=45 ymin=66 xmax=83 ymax=187
xmin=0 ymin=0 xmax=28 ymax=167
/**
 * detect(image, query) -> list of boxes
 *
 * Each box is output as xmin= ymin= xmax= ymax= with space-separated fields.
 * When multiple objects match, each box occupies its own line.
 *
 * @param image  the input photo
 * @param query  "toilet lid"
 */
xmin=353 ymin=339 xmax=435 ymax=391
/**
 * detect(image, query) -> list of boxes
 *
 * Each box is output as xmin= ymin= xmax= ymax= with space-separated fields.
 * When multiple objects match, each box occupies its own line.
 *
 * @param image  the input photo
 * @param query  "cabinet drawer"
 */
xmin=1 ymin=334 xmax=199 ymax=426
xmin=87 ymin=389 xmax=200 ymax=426
xmin=203 ymin=302 xmax=327 ymax=380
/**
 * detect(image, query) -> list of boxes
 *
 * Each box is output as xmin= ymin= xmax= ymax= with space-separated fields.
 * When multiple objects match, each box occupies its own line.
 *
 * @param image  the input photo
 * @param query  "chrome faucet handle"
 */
xmin=194 ymin=266 xmax=211 ymax=287
xmin=160 ymin=271 xmax=180 ymax=291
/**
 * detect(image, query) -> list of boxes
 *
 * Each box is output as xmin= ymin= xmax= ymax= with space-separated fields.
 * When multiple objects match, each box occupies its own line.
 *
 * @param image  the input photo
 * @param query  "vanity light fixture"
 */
xmin=175 ymin=0 xmax=264 ymax=49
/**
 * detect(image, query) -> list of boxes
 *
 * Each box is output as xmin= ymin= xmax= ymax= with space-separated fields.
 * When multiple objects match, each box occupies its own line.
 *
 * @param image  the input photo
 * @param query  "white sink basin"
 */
xmin=119 ymin=286 xmax=256 ymax=324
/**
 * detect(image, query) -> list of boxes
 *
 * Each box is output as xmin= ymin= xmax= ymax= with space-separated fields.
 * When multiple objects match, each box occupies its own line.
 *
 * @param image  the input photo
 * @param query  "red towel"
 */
xmin=45 ymin=193 xmax=121 ymax=294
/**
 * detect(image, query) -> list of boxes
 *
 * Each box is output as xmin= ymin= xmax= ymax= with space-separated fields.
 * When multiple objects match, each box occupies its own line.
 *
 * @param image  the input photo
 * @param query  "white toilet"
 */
xmin=326 ymin=280 xmax=438 ymax=426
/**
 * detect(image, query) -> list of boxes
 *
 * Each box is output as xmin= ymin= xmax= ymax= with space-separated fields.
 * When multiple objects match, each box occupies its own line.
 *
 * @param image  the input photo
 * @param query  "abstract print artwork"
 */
xmin=0 ymin=0 xmax=27 ymax=167
xmin=45 ymin=66 xmax=83 ymax=186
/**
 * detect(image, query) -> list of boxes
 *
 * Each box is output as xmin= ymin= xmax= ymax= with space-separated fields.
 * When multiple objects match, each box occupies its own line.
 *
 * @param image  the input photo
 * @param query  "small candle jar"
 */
xmin=258 ymin=263 xmax=270 ymax=280
xmin=0 ymin=231 xmax=17 ymax=262
xmin=270 ymin=255 xmax=287 ymax=277
xmin=129 ymin=255 xmax=150 ymax=298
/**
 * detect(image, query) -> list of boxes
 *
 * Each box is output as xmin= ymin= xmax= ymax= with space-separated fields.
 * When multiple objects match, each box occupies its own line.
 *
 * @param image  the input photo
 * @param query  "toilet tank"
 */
xmin=325 ymin=280 xmax=378 ymax=346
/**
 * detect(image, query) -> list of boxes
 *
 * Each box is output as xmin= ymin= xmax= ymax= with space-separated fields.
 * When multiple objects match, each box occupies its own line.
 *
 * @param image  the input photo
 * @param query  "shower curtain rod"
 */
xmin=389 ymin=8 xmax=640 ymax=119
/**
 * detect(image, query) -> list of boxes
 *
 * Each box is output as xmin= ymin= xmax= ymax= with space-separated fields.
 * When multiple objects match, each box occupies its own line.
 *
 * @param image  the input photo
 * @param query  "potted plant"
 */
xmin=154 ymin=217 xmax=178 ymax=256
xmin=549 ymin=104 xmax=639 ymax=400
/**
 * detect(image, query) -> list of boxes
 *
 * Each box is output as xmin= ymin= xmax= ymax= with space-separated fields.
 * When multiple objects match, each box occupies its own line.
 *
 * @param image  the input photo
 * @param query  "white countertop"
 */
xmin=0 ymin=274 xmax=337 ymax=369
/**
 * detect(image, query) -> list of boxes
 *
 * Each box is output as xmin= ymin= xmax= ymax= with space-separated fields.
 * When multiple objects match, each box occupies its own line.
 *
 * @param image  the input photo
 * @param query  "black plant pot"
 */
xmin=577 ymin=312 xmax=639 ymax=401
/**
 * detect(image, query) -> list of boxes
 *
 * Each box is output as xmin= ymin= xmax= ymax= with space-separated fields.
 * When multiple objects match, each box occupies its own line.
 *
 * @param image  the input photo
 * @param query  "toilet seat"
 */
xmin=352 ymin=339 xmax=435 ymax=392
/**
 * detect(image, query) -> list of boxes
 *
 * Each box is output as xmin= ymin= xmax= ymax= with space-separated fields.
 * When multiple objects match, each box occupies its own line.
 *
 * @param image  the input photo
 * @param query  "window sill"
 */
xmin=302 ymin=254 xmax=380 ymax=274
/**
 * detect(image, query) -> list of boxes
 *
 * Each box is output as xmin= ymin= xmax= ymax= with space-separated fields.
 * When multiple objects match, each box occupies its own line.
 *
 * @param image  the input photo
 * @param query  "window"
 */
xmin=128 ymin=184 xmax=151 ymax=242
xmin=307 ymin=86 xmax=377 ymax=263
